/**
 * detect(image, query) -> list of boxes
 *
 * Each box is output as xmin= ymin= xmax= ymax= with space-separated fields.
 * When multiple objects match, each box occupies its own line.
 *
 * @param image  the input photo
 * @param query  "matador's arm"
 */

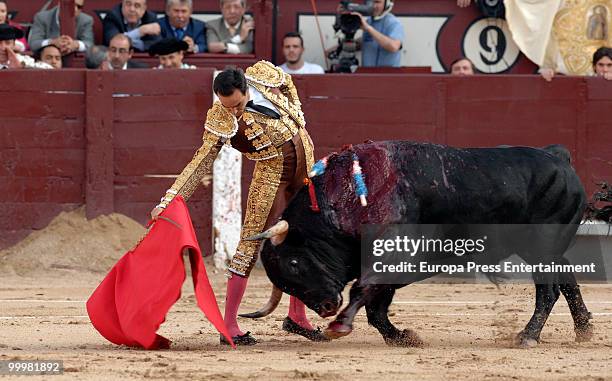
xmin=156 ymin=102 xmax=238 ymax=209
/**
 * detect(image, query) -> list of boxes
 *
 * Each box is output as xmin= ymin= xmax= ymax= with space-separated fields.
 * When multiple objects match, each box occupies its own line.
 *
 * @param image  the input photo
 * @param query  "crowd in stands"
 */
xmin=0 ymin=0 xmax=610 ymax=81
xmin=0 ymin=0 xmax=256 ymax=70
xmin=0 ymin=0 xmax=404 ymax=74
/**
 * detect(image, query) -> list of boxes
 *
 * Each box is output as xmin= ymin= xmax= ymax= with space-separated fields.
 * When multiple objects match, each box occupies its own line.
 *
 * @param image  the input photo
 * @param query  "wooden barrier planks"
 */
xmin=1 ymin=71 xmax=611 ymax=252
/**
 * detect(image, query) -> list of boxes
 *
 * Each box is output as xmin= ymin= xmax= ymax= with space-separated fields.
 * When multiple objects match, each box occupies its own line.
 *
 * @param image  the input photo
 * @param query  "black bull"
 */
xmin=253 ymin=141 xmax=594 ymax=347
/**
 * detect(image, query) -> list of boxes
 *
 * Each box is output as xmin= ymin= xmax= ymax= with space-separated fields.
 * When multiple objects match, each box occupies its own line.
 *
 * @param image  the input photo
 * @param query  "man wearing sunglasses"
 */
xmin=28 ymin=0 xmax=94 ymax=56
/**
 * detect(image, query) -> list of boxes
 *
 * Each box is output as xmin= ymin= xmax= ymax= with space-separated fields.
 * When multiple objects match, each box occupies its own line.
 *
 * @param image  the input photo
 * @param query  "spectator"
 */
xmin=106 ymin=33 xmax=148 ymax=69
xmin=158 ymin=0 xmax=206 ymax=53
xmin=592 ymin=46 xmax=612 ymax=80
xmin=149 ymin=37 xmax=195 ymax=69
xmin=0 ymin=1 xmax=28 ymax=52
xmin=450 ymin=57 xmax=475 ymax=75
xmin=351 ymin=0 xmax=404 ymax=67
xmin=103 ymin=0 xmax=162 ymax=52
xmin=28 ymin=0 xmax=94 ymax=56
xmin=37 ymin=44 xmax=62 ymax=69
xmin=540 ymin=47 xmax=612 ymax=82
xmin=207 ymin=0 xmax=254 ymax=54
xmin=280 ymin=32 xmax=325 ymax=74
xmin=0 ymin=24 xmax=52 ymax=69
xmin=85 ymin=45 xmax=108 ymax=69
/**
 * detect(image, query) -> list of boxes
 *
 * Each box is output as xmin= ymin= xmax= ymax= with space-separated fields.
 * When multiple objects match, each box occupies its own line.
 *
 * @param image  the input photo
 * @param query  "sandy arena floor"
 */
xmin=1 ymin=264 xmax=611 ymax=381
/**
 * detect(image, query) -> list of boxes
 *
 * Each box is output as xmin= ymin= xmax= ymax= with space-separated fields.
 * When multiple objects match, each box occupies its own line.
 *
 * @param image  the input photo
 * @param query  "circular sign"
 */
xmin=463 ymin=17 xmax=521 ymax=73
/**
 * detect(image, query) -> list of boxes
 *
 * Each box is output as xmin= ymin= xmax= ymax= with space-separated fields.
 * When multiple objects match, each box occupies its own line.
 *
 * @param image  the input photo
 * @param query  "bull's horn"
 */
xmin=238 ymin=286 xmax=283 ymax=318
xmin=244 ymin=220 xmax=289 ymax=241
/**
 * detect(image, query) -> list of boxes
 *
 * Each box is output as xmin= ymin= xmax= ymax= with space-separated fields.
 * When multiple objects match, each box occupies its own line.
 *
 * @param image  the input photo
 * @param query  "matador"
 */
xmin=151 ymin=61 xmax=327 ymax=345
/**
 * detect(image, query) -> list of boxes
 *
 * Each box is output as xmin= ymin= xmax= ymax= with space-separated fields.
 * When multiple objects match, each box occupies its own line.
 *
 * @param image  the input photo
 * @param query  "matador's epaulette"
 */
xmin=204 ymin=101 xmax=238 ymax=139
xmin=245 ymin=60 xmax=287 ymax=88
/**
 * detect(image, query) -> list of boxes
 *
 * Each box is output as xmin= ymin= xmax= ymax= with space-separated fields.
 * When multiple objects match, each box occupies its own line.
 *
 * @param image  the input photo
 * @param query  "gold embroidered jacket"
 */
xmin=157 ymin=61 xmax=308 ymax=209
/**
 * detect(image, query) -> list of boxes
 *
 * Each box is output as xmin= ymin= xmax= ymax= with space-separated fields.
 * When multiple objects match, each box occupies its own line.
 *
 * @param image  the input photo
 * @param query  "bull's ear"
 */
xmin=285 ymin=228 xmax=305 ymax=246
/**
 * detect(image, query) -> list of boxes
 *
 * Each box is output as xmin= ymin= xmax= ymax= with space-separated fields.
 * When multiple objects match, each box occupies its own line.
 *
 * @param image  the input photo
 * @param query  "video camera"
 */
xmin=337 ymin=0 xmax=374 ymax=38
xmin=328 ymin=0 xmax=374 ymax=73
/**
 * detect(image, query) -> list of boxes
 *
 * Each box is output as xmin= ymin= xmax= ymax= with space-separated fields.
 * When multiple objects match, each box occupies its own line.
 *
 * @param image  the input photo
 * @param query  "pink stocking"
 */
xmin=288 ymin=296 xmax=314 ymax=331
xmin=224 ymin=274 xmax=248 ymax=337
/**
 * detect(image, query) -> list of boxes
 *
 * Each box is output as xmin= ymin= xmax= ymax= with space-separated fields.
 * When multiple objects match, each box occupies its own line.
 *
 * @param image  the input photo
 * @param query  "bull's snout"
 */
xmin=318 ymin=294 xmax=343 ymax=318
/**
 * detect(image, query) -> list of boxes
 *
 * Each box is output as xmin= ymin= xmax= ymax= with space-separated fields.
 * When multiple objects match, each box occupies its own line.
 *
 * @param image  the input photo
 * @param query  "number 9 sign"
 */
xmin=463 ymin=17 xmax=521 ymax=73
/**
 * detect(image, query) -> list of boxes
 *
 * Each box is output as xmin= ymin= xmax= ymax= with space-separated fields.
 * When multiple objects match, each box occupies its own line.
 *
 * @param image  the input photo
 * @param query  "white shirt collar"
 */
xmin=107 ymin=61 xmax=128 ymax=70
xmin=247 ymin=84 xmax=279 ymax=114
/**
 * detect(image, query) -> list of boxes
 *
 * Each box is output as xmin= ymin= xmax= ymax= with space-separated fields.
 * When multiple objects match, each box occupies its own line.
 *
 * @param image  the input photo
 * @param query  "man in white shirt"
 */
xmin=280 ymin=32 xmax=325 ymax=75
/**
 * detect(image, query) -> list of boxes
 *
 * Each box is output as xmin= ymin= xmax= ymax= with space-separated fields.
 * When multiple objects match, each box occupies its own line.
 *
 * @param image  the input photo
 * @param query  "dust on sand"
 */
xmin=0 ymin=211 xmax=611 ymax=380
xmin=0 ymin=208 xmax=145 ymax=277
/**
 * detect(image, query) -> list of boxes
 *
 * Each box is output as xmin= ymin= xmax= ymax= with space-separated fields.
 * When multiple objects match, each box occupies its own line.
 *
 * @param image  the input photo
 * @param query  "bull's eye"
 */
xmin=289 ymin=259 xmax=299 ymax=274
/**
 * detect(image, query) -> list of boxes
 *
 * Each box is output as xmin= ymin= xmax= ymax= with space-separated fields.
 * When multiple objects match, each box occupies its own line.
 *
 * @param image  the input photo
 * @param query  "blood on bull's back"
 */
xmin=315 ymin=141 xmax=586 ymax=233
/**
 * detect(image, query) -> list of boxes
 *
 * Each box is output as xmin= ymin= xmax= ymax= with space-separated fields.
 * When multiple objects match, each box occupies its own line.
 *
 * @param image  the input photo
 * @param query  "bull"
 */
xmin=245 ymin=141 xmax=598 ymax=348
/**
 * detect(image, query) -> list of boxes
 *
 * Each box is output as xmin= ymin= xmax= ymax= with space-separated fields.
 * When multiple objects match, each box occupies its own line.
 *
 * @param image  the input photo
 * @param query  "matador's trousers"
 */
xmin=228 ymin=129 xmax=314 ymax=277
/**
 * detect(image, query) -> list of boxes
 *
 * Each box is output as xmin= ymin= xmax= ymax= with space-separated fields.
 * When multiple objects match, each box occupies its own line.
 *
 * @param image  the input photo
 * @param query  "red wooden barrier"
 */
xmin=1 ymin=70 xmax=611 ymax=252
xmin=0 ymin=69 xmax=216 ymax=250
xmin=0 ymin=70 xmax=85 ymax=248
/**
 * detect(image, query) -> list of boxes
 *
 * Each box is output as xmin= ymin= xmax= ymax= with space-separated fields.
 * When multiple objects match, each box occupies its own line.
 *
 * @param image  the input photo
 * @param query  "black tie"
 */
xmin=246 ymin=100 xmax=281 ymax=119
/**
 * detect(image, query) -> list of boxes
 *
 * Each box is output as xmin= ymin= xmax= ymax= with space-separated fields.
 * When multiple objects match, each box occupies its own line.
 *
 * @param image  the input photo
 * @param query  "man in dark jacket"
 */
xmin=158 ymin=0 xmax=206 ymax=53
xmin=103 ymin=0 xmax=162 ymax=52
xmin=106 ymin=33 xmax=148 ymax=69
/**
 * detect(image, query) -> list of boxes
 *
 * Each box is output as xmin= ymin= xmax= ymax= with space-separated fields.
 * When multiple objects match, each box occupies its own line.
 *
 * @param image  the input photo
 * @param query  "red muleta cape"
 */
xmin=86 ymin=196 xmax=234 ymax=349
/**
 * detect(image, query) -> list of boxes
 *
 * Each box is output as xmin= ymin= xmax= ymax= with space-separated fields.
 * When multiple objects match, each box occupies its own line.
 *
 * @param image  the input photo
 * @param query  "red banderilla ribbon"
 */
xmin=304 ymin=178 xmax=320 ymax=213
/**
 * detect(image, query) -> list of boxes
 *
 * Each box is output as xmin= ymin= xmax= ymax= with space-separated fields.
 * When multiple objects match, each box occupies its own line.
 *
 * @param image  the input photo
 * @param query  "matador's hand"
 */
xmin=150 ymin=207 xmax=164 ymax=220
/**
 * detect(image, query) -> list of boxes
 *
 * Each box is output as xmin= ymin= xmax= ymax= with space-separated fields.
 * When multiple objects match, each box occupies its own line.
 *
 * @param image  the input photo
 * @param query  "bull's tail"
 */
xmin=585 ymin=182 xmax=612 ymax=223
xmin=238 ymin=286 xmax=283 ymax=318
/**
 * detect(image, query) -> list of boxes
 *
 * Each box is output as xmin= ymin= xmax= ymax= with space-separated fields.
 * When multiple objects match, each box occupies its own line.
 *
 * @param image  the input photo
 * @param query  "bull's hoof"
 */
xmin=575 ymin=322 xmax=594 ymax=342
xmin=384 ymin=329 xmax=424 ymax=347
xmin=515 ymin=331 xmax=538 ymax=348
xmin=324 ymin=321 xmax=352 ymax=339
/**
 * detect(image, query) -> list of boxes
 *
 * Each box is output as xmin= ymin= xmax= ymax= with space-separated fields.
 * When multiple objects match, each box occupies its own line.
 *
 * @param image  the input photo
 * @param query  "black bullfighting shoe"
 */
xmin=220 ymin=331 xmax=258 ymax=346
xmin=282 ymin=317 xmax=330 ymax=342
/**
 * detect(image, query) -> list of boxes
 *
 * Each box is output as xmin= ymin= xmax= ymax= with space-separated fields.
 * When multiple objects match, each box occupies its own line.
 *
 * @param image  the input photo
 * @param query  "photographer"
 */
xmin=351 ymin=0 xmax=404 ymax=67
